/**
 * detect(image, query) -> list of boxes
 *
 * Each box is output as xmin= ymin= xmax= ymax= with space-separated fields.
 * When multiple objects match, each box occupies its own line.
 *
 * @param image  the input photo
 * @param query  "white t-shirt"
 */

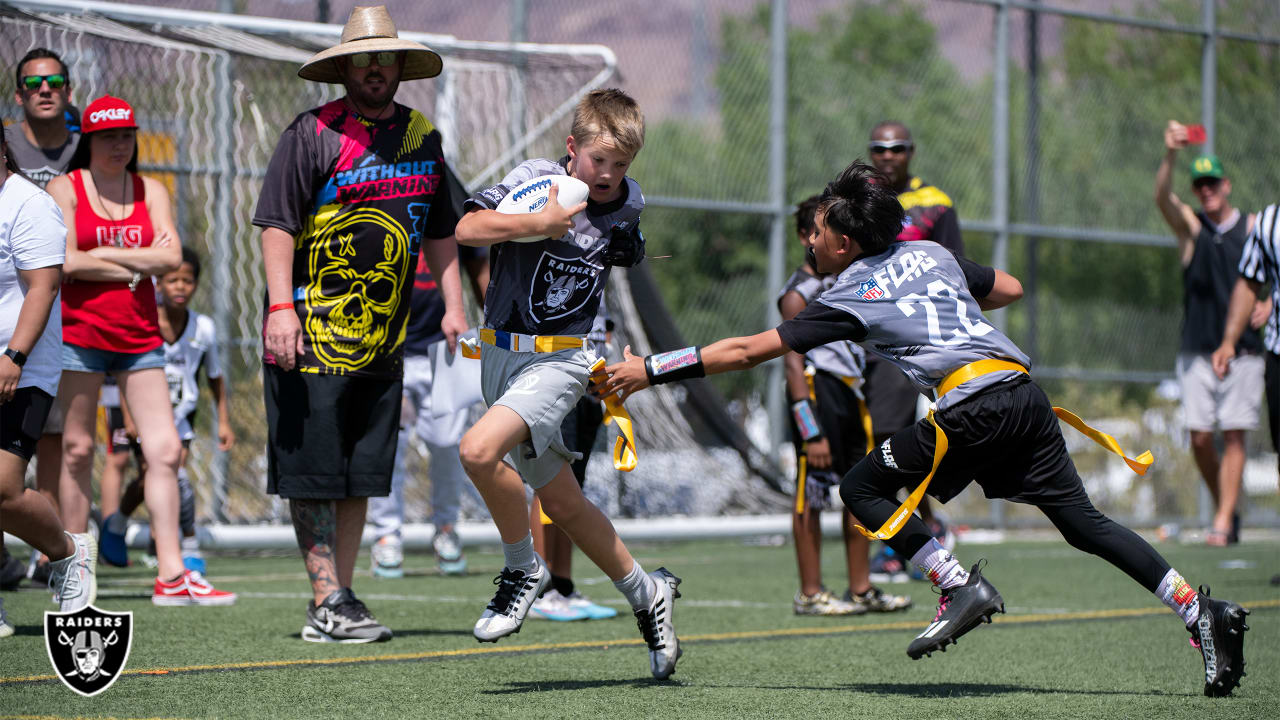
xmin=164 ymin=311 xmax=221 ymax=440
xmin=0 ymin=174 xmax=66 ymax=396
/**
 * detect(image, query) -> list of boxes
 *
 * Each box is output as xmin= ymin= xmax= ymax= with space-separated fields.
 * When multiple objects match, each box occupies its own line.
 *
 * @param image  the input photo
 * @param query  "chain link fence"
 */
xmin=4 ymin=0 xmax=1280 ymax=529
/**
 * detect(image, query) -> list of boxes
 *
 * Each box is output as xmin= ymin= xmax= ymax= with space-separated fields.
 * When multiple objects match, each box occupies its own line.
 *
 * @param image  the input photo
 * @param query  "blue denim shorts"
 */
xmin=62 ymin=342 xmax=166 ymax=374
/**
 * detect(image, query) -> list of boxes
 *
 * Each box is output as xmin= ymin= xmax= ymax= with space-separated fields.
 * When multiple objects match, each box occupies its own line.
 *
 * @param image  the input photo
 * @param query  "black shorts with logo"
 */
xmin=861 ymin=375 xmax=1088 ymax=507
xmin=790 ymin=369 xmax=871 ymax=476
xmin=0 ymin=387 xmax=54 ymax=461
xmin=264 ymin=365 xmax=402 ymax=500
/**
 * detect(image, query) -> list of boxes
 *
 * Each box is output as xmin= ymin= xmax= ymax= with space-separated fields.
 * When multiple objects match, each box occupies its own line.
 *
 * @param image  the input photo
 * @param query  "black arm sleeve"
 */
xmin=932 ymin=207 xmax=964 ymax=256
xmin=955 ymin=254 xmax=996 ymax=299
xmin=776 ymin=302 xmax=868 ymax=354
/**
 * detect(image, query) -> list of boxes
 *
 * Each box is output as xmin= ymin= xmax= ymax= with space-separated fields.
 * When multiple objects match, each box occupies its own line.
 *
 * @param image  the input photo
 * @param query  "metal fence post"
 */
xmin=989 ymin=0 xmax=1011 ymax=531
xmin=765 ymin=0 xmax=788 ymax=456
xmin=1197 ymin=0 xmax=1218 ymax=528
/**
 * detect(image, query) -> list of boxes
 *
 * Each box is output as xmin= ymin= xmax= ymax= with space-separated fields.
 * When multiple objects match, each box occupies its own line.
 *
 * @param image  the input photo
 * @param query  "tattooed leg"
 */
xmin=334 ymin=497 xmax=369 ymax=590
xmin=290 ymin=499 xmax=340 ymax=605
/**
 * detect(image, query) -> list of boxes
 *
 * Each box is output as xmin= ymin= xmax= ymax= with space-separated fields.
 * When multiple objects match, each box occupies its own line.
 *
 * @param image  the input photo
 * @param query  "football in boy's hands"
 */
xmin=495 ymin=174 xmax=590 ymax=242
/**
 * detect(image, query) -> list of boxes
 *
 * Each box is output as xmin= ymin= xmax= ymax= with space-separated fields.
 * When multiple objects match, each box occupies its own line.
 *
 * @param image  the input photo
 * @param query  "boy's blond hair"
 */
xmin=570 ymin=88 xmax=645 ymax=157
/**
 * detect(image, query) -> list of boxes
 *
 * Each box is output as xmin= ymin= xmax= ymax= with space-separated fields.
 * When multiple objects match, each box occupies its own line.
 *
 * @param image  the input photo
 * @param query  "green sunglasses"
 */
xmin=20 ymin=73 xmax=67 ymax=91
xmin=348 ymin=52 xmax=399 ymax=69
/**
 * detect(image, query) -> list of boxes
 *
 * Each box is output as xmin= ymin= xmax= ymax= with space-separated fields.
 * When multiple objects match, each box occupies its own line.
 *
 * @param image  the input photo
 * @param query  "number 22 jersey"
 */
xmin=777 ymin=241 xmax=1029 ymax=410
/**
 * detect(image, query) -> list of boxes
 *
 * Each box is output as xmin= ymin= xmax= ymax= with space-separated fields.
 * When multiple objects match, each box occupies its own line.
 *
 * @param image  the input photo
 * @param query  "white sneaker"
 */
xmin=0 ymin=597 xmax=14 ymax=638
xmin=49 ymin=532 xmax=97 ymax=613
xmin=474 ymin=555 xmax=549 ymax=642
xmin=634 ymin=567 xmax=682 ymax=680
xmin=371 ymin=536 xmax=404 ymax=579
xmin=567 ymin=591 xmax=618 ymax=620
xmin=530 ymin=589 xmax=589 ymax=622
xmin=794 ymin=589 xmax=865 ymax=616
xmin=432 ymin=529 xmax=467 ymax=575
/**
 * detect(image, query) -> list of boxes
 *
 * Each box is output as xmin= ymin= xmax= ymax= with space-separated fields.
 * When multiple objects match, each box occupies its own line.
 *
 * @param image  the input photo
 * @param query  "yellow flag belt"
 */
xmin=853 ymin=359 xmax=1154 ymax=541
xmin=459 ymin=335 xmax=637 ymax=472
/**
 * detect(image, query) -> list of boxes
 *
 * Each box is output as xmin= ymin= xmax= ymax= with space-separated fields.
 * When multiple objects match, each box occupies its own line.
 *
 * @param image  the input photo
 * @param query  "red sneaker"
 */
xmin=152 ymin=570 xmax=237 ymax=606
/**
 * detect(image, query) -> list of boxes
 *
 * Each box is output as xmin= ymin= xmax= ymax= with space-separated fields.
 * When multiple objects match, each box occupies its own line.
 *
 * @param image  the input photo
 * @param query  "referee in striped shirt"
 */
xmin=1214 ymin=204 xmax=1280 ymax=468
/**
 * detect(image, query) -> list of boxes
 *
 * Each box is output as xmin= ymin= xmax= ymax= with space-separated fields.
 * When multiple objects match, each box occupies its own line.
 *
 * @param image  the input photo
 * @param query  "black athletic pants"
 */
xmin=839 ymin=378 xmax=1171 ymax=592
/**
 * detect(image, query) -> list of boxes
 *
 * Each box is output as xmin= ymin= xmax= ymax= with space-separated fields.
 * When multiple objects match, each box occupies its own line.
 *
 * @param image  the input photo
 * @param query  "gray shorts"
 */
xmin=481 ymin=342 xmax=595 ymax=489
xmin=1177 ymin=352 xmax=1264 ymax=432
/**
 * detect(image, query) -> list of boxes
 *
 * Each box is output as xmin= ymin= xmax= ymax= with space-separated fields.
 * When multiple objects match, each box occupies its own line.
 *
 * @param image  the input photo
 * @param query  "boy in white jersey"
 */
xmin=454 ymin=89 xmax=681 ymax=680
xmin=99 ymin=247 xmax=235 ymax=575
xmin=601 ymin=161 xmax=1251 ymax=697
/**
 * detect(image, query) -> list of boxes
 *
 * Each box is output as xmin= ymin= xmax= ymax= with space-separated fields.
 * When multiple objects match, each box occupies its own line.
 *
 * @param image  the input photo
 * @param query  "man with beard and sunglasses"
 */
xmin=254 ymin=6 xmax=466 ymax=643
xmin=862 ymin=121 xmax=965 ymax=580
xmin=1157 ymin=121 xmax=1266 ymax=547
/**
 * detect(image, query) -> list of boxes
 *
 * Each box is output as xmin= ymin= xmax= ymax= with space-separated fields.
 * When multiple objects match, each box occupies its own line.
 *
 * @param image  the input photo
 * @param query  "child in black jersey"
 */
xmin=601 ymin=161 xmax=1251 ymax=697
xmin=455 ymin=89 xmax=680 ymax=680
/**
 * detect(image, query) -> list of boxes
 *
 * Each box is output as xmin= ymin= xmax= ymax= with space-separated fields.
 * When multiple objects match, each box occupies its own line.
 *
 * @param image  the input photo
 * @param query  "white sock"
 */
xmin=1155 ymin=568 xmax=1200 ymax=627
xmin=502 ymin=533 xmax=537 ymax=571
xmin=613 ymin=561 xmax=656 ymax=609
xmin=910 ymin=538 xmax=969 ymax=590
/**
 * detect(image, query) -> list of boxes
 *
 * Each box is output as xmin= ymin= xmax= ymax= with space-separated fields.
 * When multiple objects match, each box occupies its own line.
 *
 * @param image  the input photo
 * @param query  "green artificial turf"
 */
xmin=0 ymin=536 xmax=1276 ymax=719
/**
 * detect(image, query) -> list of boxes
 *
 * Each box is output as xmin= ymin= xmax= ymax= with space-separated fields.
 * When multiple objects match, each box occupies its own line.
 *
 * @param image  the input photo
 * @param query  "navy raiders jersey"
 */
xmin=778 ymin=241 xmax=1027 ymax=409
xmin=776 ymin=267 xmax=864 ymax=379
xmin=465 ymin=158 xmax=644 ymax=336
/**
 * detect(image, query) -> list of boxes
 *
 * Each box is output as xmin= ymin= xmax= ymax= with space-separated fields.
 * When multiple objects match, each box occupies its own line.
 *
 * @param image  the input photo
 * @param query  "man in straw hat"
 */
xmin=253 ymin=6 xmax=467 ymax=643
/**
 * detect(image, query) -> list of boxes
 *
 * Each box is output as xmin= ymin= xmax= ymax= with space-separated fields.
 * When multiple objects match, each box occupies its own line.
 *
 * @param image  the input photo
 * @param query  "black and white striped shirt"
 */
xmin=1239 ymin=204 xmax=1280 ymax=353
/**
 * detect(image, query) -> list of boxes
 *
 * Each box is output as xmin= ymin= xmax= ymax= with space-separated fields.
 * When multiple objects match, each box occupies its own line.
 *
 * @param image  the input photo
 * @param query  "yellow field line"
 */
xmin=3 ymin=598 xmax=1275 ymax=686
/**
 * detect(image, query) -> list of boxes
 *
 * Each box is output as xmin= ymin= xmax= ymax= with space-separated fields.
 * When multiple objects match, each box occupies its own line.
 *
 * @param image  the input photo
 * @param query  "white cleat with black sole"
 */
xmin=474 ymin=555 xmax=550 ymax=642
xmin=635 ymin=567 xmax=683 ymax=680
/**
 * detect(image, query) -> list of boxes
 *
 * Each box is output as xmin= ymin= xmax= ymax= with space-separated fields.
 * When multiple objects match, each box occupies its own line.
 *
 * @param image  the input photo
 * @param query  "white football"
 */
xmin=494 ymin=174 xmax=590 ymax=242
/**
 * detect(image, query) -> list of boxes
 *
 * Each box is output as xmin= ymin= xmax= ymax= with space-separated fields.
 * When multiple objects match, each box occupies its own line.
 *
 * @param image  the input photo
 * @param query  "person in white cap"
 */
xmin=253 ymin=6 xmax=466 ymax=643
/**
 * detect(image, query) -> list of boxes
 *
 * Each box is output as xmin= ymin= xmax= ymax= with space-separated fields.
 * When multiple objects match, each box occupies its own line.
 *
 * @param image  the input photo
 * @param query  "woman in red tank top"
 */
xmin=45 ymin=95 xmax=235 ymax=605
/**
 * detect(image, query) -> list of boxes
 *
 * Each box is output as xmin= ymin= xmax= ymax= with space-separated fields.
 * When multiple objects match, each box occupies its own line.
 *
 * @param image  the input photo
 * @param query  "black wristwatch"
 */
xmin=3 ymin=347 xmax=27 ymax=367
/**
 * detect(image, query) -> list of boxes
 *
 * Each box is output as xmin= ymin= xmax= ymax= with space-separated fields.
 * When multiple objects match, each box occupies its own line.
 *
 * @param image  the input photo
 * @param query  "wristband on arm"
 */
xmin=268 ymin=302 xmax=294 ymax=314
xmin=644 ymin=346 xmax=705 ymax=385
xmin=791 ymin=399 xmax=823 ymax=441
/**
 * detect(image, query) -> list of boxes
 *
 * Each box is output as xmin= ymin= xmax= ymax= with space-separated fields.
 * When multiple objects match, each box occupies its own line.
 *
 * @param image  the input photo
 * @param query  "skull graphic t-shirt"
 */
xmin=465 ymin=157 xmax=644 ymax=336
xmin=254 ymin=100 xmax=459 ymax=377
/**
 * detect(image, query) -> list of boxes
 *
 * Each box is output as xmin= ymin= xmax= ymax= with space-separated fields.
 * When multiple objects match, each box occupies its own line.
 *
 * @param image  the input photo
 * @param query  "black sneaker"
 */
xmin=907 ymin=561 xmax=1004 ymax=659
xmin=1190 ymin=585 xmax=1249 ymax=697
xmin=302 ymin=588 xmax=393 ymax=644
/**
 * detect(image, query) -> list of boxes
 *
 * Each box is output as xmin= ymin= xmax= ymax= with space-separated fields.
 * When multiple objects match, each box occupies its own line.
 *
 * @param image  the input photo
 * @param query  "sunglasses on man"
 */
xmin=868 ymin=141 xmax=913 ymax=155
xmin=348 ymin=51 xmax=401 ymax=68
xmin=1192 ymin=177 xmax=1223 ymax=191
xmin=20 ymin=73 xmax=67 ymax=91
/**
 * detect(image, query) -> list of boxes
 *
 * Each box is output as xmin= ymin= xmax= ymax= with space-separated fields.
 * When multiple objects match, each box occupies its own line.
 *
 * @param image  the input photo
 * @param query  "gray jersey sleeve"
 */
xmin=777 ymin=267 xmax=864 ymax=379
xmin=816 ymin=242 xmax=1030 ymax=408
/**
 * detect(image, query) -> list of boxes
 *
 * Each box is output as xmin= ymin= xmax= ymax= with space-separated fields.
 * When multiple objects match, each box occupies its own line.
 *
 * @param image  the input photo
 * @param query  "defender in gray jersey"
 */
xmin=603 ymin=161 xmax=1250 ymax=697
xmin=455 ymin=89 xmax=681 ymax=680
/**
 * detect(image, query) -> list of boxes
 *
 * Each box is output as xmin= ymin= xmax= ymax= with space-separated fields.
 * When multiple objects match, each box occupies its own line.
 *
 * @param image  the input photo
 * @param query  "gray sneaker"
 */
xmin=302 ymin=588 xmax=392 ymax=643
xmin=49 ymin=532 xmax=97 ymax=613
xmin=432 ymin=529 xmax=467 ymax=575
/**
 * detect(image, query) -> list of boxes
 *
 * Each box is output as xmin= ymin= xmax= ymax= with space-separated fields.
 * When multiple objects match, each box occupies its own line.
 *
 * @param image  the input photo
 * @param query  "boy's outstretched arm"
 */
xmin=600 ymin=329 xmax=790 ymax=399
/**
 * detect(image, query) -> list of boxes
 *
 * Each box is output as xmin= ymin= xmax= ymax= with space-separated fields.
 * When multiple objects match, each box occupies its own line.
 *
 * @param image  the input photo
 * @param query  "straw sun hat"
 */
xmin=298 ymin=5 xmax=442 ymax=84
